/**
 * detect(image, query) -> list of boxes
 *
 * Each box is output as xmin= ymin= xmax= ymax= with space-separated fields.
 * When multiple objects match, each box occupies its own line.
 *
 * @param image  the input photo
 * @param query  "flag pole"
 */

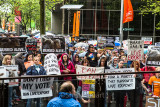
xmin=120 ymin=0 xmax=124 ymax=47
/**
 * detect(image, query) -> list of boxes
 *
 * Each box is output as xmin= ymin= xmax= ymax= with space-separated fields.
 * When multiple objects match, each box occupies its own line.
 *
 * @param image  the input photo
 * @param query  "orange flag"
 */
xmin=12 ymin=23 xmax=15 ymax=32
xmin=2 ymin=19 xmax=5 ymax=30
xmin=123 ymin=0 xmax=134 ymax=23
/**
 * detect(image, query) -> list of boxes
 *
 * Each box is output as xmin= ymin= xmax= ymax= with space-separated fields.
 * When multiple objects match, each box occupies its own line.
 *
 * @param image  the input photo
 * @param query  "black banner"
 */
xmin=42 ymin=36 xmax=65 ymax=54
xmin=0 ymin=37 xmax=27 ymax=53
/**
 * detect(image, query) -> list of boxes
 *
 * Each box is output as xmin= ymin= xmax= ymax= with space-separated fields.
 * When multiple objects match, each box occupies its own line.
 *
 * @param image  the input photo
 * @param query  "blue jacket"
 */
xmin=47 ymin=92 xmax=81 ymax=107
xmin=26 ymin=65 xmax=46 ymax=75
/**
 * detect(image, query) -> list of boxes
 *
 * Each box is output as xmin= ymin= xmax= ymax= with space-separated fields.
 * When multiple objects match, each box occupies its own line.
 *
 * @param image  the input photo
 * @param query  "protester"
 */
xmin=129 ymin=61 xmax=143 ymax=107
xmin=148 ymin=67 xmax=160 ymax=97
xmin=108 ymin=57 xmax=119 ymax=69
xmin=26 ymin=56 xmax=46 ymax=107
xmin=98 ymin=57 xmax=110 ymax=69
xmin=47 ymin=81 xmax=81 ymax=107
xmin=85 ymin=44 xmax=104 ymax=67
xmin=24 ymin=53 xmax=34 ymax=70
xmin=72 ymin=54 xmax=81 ymax=66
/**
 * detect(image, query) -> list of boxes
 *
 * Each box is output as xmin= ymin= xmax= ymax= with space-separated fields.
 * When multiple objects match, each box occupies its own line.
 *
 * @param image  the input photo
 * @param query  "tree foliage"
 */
xmin=140 ymin=0 xmax=160 ymax=29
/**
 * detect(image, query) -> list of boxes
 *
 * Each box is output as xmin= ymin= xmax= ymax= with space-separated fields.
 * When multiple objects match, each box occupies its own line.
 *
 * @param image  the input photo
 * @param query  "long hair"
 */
xmin=2 ymin=55 xmax=12 ymax=65
xmin=24 ymin=54 xmax=33 ymax=62
xmin=81 ymin=59 xmax=90 ymax=66
xmin=130 ymin=61 xmax=140 ymax=72
xmin=99 ymin=57 xmax=107 ymax=67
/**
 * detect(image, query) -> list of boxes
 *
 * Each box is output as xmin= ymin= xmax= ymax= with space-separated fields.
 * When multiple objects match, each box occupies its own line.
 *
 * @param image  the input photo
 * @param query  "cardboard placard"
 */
xmin=82 ymin=80 xmax=95 ymax=98
xmin=21 ymin=77 xmax=53 ymax=99
xmin=145 ymin=96 xmax=160 ymax=107
xmin=127 ymin=40 xmax=144 ymax=61
xmin=44 ymin=53 xmax=61 ymax=75
xmin=76 ymin=65 xmax=104 ymax=80
xmin=105 ymin=68 xmax=135 ymax=90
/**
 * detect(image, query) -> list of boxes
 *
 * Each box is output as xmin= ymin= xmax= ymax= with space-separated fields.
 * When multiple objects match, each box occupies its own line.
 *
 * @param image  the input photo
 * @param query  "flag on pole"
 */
xmin=123 ymin=0 xmax=133 ymax=23
xmin=2 ymin=19 xmax=5 ymax=30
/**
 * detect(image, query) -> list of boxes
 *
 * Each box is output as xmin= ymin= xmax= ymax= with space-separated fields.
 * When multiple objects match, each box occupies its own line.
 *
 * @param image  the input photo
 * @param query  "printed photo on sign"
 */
xmin=76 ymin=65 xmax=104 ymax=80
xmin=105 ymin=68 xmax=135 ymax=90
xmin=82 ymin=80 xmax=95 ymax=98
xmin=42 ymin=35 xmax=65 ymax=54
xmin=4 ymin=65 xmax=19 ymax=86
xmin=127 ymin=40 xmax=144 ymax=61
xmin=44 ymin=53 xmax=61 ymax=75
xmin=21 ymin=77 xmax=53 ymax=99
xmin=0 ymin=37 xmax=27 ymax=53
xmin=146 ymin=46 xmax=160 ymax=66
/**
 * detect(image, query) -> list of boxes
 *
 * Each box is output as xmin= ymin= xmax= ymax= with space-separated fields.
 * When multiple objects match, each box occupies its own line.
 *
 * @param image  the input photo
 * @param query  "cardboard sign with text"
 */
xmin=127 ymin=40 xmax=144 ymax=61
xmin=26 ymin=38 xmax=37 ymax=52
xmin=145 ymin=96 xmax=160 ymax=107
xmin=76 ymin=65 xmax=104 ymax=80
xmin=21 ymin=77 xmax=53 ymax=99
xmin=105 ymin=68 xmax=135 ymax=90
xmin=44 ymin=53 xmax=61 ymax=75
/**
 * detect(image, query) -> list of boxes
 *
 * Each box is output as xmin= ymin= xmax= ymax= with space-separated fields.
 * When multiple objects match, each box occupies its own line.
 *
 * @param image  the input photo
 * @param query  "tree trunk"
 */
xmin=40 ymin=0 xmax=45 ymax=35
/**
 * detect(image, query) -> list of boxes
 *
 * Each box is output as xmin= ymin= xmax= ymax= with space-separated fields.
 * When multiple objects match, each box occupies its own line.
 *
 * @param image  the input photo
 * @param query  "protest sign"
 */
xmin=76 ymin=65 xmax=104 ymax=80
xmin=146 ymin=46 xmax=160 ymax=66
xmin=142 ymin=37 xmax=152 ymax=45
xmin=88 ymin=40 xmax=97 ymax=47
xmin=26 ymin=38 xmax=37 ymax=52
xmin=97 ymin=36 xmax=119 ymax=49
xmin=105 ymin=68 xmax=135 ymax=90
xmin=127 ymin=40 xmax=144 ymax=61
xmin=155 ymin=42 xmax=160 ymax=46
xmin=82 ymin=80 xmax=95 ymax=98
xmin=145 ymin=96 xmax=160 ymax=107
xmin=42 ymin=35 xmax=65 ymax=54
xmin=0 ymin=66 xmax=6 ymax=83
xmin=4 ymin=65 xmax=19 ymax=86
xmin=0 ymin=37 xmax=27 ymax=53
xmin=21 ymin=77 xmax=53 ymax=99
xmin=44 ymin=53 xmax=61 ymax=75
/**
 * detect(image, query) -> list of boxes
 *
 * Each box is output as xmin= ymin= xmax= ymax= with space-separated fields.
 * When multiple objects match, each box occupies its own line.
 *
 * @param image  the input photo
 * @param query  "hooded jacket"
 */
xmin=47 ymin=92 xmax=81 ymax=107
xmin=109 ymin=57 xmax=118 ymax=69
xmin=58 ymin=53 xmax=75 ymax=80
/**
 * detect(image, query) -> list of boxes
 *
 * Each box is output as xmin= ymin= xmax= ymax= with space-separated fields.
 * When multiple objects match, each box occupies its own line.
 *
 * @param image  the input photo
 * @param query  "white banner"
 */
xmin=21 ymin=77 xmax=53 ymax=99
xmin=44 ymin=53 xmax=61 ymax=75
xmin=4 ymin=65 xmax=19 ymax=86
xmin=76 ymin=65 xmax=104 ymax=80
xmin=127 ymin=40 xmax=144 ymax=61
xmin=105 ymin=68 xmax=135 ymax=90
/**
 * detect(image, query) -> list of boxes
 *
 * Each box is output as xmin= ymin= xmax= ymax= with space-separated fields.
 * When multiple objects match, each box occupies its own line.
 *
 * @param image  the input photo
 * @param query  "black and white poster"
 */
xmin=26 ymin=38 xmax=37 ymax=52
xmin=21 ymin=77 xmax=53 ymax=99
xmin=105 ymin=68 xmax=135 ymax=90
xmin=42 ymin=35 xmax=65 ymax=54
xmin=4 ymin=65 xmax=19 ymax=86
xmin=44 ymin=53 xmax=61 ymax=75
xmin=146 ymin=46 xmax=160 ymax=66
xmin=0 ymin=37 xmax=27 ymax=53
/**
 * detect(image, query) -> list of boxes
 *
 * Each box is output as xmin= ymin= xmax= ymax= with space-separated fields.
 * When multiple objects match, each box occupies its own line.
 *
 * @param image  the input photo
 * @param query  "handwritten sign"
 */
xmin=127 ymin=40 xmax=144 ymax=61
xmin=76 ymin=65 xmax=104 ymax=80
xmin=21 ymin=77 xmax=53 ymax=99
xmin=44 ymin=53 xmax=61 ymax=75
xmin=105 ymin=68 xmax=135 ymax=90
xmin=82 ymin=80 xmax=95 ymax=98
xmin=26 ymin=38 xmax=37 ymax=52
xmin=145 ymin=96 xmax=160 ymax=107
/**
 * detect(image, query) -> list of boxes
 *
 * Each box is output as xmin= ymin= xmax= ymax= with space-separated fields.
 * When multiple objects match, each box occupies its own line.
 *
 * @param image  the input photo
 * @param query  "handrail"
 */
xmin=0 ymin=71 xmax=160 ymax=80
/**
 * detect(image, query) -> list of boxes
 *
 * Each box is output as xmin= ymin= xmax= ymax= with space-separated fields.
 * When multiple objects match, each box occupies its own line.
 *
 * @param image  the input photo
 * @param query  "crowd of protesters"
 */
xmin=0 ymin=37 xmax=160 ymax=107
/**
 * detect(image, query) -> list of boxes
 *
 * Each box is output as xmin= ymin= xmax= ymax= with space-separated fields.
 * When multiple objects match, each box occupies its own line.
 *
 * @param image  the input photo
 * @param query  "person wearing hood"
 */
xmin=47 ymin=81 xmax=81 ymax=107
xmin=72 ymin=54 xmax=81 ymax=66
xmin=108 ymin=57 xmax=119 ymax=69
xmin=58 ymin=53 xmax=75 ymax=80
